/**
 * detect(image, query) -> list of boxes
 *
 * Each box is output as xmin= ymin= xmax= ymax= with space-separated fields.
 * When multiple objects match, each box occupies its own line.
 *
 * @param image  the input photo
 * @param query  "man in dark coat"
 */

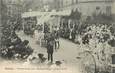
xmin=47 ymin=34 xmax=54 ymax=63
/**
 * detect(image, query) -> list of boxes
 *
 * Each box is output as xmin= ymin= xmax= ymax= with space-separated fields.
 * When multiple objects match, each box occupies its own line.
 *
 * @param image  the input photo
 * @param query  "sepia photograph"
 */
xmin=0 ymin=0 xmax=115 ymax=73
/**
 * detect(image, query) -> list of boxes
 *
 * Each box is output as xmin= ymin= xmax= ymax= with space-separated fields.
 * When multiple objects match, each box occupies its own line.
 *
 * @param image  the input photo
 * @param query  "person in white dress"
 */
xmin=34 ymin=30 xmax=39 ymax=40
xmin=39 ymin=31 xmax=45 ymax=47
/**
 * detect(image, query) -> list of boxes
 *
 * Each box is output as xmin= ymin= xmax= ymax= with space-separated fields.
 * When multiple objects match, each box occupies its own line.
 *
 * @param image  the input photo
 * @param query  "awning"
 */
xmin=21 ymin=10 xmax=71 ymax=18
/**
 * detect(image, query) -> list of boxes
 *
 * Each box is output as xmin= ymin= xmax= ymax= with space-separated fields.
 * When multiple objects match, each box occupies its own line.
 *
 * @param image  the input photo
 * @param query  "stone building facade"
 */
xmin=58 ymin=0 xmax=114 ymax=16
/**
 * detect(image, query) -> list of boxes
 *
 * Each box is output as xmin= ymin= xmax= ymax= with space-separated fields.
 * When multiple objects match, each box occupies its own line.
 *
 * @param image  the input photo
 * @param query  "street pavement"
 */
xmin=16 ymin=31 xmax=82 ymax=63
xmin=12 ymin=31 xmax=85 ymax=73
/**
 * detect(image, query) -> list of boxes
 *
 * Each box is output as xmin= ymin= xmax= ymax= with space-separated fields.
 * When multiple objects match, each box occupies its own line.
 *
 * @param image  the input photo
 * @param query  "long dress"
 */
xmin=39 ymin=32 xmax=44 ymax=46
xmin=34 ymin=30 xmax=39 ymax=40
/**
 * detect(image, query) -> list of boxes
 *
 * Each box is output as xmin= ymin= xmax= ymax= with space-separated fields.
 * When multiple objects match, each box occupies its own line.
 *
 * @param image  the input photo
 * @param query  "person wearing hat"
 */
xmin=47 ymin=34 xmax=55 ymax=63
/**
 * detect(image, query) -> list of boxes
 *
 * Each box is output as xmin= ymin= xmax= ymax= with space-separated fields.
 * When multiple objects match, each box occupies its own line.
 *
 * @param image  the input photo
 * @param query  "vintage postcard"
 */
xmin=0 ymin=0 xmax=115 ymax=73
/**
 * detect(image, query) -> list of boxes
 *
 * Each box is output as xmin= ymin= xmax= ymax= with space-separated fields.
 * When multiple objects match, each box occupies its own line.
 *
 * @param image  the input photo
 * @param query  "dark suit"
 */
xmin=47 ymin=40 xmax=54 ymax=63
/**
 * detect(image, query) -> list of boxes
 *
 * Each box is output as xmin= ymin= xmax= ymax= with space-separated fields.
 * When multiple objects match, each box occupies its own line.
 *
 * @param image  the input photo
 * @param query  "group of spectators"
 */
xmin=0 ymin=26 xmax=33 ymax=60
xmin=60 ymin=22 xmax=115 ymax=45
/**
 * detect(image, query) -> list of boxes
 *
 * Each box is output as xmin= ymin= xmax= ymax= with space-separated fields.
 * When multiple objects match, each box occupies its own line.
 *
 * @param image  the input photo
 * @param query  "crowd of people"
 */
xmin=0 ymin=25 xmax=33 ymax=60
xmin=60 ymin=22 xmax=115 ymax=46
